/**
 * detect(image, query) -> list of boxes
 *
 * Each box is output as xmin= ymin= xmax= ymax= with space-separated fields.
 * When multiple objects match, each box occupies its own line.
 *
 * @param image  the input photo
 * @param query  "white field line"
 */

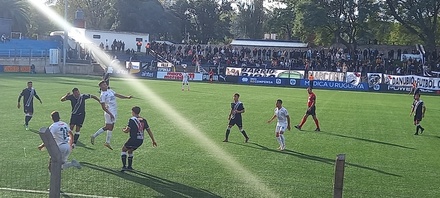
xmin=0 ymin=187 xmax=119 ymax=198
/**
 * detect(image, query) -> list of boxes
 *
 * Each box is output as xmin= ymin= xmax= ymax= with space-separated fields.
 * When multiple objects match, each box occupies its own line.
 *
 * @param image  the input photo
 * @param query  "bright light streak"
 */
xmin=28 ymin=1 xmax=279 ymax=197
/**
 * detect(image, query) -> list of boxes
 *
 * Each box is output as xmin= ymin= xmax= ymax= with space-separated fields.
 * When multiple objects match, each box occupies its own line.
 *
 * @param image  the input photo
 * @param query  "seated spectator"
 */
xmin=1 ymin=34 xmax=6 ymax=43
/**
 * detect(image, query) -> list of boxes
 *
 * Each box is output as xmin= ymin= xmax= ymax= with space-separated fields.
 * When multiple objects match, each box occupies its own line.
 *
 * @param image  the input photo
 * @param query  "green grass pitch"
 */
xmin=0 ymin=73 xmax=439 ymax=198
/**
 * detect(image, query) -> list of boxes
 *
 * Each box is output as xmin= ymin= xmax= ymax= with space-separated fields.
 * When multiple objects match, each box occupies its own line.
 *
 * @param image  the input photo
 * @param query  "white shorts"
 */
xmin=58 ymin=143 xmax=71 ymax=164
xmin=104 ymin=111 xmax=117 ymax=124
xmin=275 ymin=124 xmax=287 ymax=133
xmin=182 ymin=79 xmax=189 ymax=85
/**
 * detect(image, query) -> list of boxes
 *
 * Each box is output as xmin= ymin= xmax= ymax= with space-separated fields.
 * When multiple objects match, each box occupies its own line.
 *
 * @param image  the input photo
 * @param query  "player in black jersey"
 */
xmin=410 ymin=93 xmax=426 ymax=135
xmin=61 ymin=88 xmax=100 ymax=148
xmin=17 ymin=81 xmax=42 ymax=130
xmin=121 ymin=106 xmax=157 ymax=171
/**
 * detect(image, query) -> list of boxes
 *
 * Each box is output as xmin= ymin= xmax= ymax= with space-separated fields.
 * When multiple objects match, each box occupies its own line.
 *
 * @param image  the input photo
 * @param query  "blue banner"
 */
xmin=300 ymin=80 xmax=369 ymax=91
xmin=136 ymin=70 xmax=157 ymax=78
xmin=0 ymin=65 xmax=3 ymax=73
xmin=239 ymin=76 xmax=299 ymax=86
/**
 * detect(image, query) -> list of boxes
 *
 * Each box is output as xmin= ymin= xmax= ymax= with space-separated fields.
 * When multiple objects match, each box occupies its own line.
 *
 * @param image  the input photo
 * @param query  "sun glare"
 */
xmin=27 ymin=1 xmax=279 ymax=197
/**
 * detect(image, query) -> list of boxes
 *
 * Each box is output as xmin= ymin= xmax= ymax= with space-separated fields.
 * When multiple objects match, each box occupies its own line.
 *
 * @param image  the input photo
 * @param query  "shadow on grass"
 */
xmin=322 ymin=132 xmax=415 ymax=150
xmin=419 ymin=134 xmax=440 ymax=139
xmin=74 ymin=141 xmax=94 ymax=151
xmin=81 ymin=162 xmax=221 ymax=198
xmin=229 ymin=142 xmax=402 ymax=177
xmin=29 ymin=129 xmax=40 ymax=134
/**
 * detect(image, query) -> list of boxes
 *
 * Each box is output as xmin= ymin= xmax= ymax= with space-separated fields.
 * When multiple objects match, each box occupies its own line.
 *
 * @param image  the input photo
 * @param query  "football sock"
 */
xmin=225 ymin=128 xmax=231 ymax=140
xmin=25 ymin=115 xmax=32 ymax=125
xmin=299 ymin=117 xmax=307 ymax=127
xmin=276 ymin=136 xmax=282 ymax=146
xmin=106 ymin=131 xmax=113 ymax=144
xmin=128 ymin=154 xmax=133 ymax=168
xmin=73 ymin=132 xmax=80 ymax=144
xmin=240 ymin=129 xmax=249 ymax=139
xmin=280 ymin=134 xmax=285 ymax=146
xmin=121 ymin=152 xmax=127 ymax=167
xmin=314 ymin=119 xmax=320 ymax=128
xmin=93 ymin=128 xmax=105 ymax=138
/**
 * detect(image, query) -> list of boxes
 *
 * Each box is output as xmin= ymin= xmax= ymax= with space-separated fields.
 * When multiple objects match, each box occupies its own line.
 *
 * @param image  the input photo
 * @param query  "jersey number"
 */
xmin=60 ymin=127 xmax=69 ymax=141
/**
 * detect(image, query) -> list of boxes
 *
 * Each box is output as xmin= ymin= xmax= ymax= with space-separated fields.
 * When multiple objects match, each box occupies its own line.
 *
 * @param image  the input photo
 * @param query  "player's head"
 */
xmin=27 ymin=81 xmax=33 ymax=88
xmin=307 ymin=87 xmax=313 ymax=93
xmin=98 ymin=80 xmax=108 ymax=90
xmin=51 ymin=111 xmax=60 ymax=122
xmin=233 ymin=93 xmax=240 ymax=101
xmin=132 ymin=106 xmax=141 ymax=115
xmin=276 ymin=99 xmax=282 ymax=108
xmin=72 ymin=88 xmax=80 ymax=96
xmin=414 ymin=93 xmax=420 ymax=100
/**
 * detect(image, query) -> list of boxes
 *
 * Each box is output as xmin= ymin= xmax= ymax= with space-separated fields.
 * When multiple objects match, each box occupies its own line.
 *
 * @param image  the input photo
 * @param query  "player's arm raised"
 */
xmin=90 ymin=94 xmax=100 ymax=103
xmin=115 ymin=93 xmax=132 ymax=99
xmin=60 ymin=92 xmax=70 ymax=102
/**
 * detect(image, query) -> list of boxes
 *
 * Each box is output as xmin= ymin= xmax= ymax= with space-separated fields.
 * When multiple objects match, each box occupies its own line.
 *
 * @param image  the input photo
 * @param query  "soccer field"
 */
xmin=0 ymin=73 xmax=439 ymax=198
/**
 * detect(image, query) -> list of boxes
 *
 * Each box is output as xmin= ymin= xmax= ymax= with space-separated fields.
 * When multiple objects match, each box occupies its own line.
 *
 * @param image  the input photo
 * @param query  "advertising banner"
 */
xmin=383 ymin=74 xmax=440 ymax=91
xmin=239 ymin=76 xmax=299 ymax=86
xmin=345 ymin=72 xmax=362 ymax=85
xmin=367 ymin=73 xmax=383 ymax=91
xmin=225 ymin=67 xmax=304 ymax=79
xmin=156 ymin=71 xmax=203 ymax=81
xmin=3 ymin=66 xmax=30 ymax=73
xmin=300 ymin=80 xmax=369 ymax=91
xmin=136 ymin=70 xmax=157 ymax=79
xmin=307 ymin=71 xmax=345 ymax=82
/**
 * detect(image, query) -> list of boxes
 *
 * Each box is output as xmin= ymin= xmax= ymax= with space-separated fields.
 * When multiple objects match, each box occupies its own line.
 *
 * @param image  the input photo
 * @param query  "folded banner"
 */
xmin=383 ymin=74 xmax=440 ymax=90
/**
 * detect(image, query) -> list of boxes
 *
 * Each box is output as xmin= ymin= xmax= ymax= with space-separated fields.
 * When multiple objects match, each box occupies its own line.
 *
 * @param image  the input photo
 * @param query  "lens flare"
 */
xmin=28 ymin=1 xmax=279 ymax=197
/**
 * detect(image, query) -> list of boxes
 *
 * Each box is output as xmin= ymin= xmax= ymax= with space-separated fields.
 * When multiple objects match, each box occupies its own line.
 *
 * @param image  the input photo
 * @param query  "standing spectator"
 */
xmin=30 ymin=64 xmax=36 ymax=74
xmin=136 ymin=40 xmax=142 ymax=52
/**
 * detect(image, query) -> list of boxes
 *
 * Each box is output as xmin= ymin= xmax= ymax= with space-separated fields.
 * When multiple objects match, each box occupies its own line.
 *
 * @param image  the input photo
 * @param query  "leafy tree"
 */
xmin=0 ymin=0 xmax=30 ymax=34
xmin=68 ymin=0 xmax=116 ymax=30
xmin=385 ymin=0 xmax=440 ymax=52
xmin=265 ymin=7 xmax=295 ymax=40
xmin=234 ymin=0 xmax=265 ymax=39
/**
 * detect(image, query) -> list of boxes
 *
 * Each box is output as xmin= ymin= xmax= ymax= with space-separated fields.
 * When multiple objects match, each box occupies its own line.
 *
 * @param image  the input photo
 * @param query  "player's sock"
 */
xmin=240 ymin=129 xmax=249 ymax=139
xmin=92 ymin=128 xmax=105 ymax=138
xmin=299 ymin=117 xmax=307 ymax=127
xmin=314 ymin=119 xmax=320 ymax=129
xmin=225 ymin=128 xmax=231 ymax=140
xmin=128 ymin=154 xmax=133 ymax=168
xmin=280 ymin=134 xmax=285 ymax=147
xmin=121 ymin=152 xmax=127 ymax=167
xmin=25 ymin=115 xmax=32 ymax=125
xmin=276 ymin=136 xmax=282 ymax=146
xmin=415 ymin=124 xmax=420 ymax=134
xmin=73 ymin=132 xmax=80 ymax=144
xmin=106 ymin=131 xmax=113 ymax=144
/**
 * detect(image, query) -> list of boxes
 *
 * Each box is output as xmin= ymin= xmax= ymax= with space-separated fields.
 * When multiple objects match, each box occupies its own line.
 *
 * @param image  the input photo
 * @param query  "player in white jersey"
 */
xmin=38 ymin=111 xmax=81 ymax=171
xmin=91 ymin=81 xmax=132 ymax=150
xmin=182 ymin=71 xmax=190 ymax=91
xmin=267 ymin=99 xmax=291 ymax=150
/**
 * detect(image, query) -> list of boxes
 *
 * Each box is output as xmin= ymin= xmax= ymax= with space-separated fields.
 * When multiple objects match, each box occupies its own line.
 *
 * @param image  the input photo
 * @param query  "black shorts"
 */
xmin=228 ymin=118 xmax=243 ymax=128
xmin=124 ymin=139 xmax=143 ymax=150
xmin=24 ymin=105 xmax=34 ymax=114
xmin=414 ymin=115 xmax=422 ymax=122
xmin=306 ymin=106 xmax=316 ymax=116
xmin=70 ymin=114 xmax=86 ymax=127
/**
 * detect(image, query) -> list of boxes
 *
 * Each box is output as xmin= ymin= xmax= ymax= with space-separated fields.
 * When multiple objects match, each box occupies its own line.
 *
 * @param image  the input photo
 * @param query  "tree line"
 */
xmin=1 ymin=0 xmax=439 ymax=52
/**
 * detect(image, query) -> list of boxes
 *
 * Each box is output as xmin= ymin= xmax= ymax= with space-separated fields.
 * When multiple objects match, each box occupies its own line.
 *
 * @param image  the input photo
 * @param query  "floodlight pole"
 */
xmin=63 ymin=0 xmax=67 ymax=74
xmin=39 ymin=127 xmax=62 ymax=198
xmin=333 ymin=154 xmax=346 ymax=198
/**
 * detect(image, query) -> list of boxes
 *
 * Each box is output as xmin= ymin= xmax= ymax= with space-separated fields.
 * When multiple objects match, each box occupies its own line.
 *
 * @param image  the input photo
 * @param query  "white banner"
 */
xmin=156 ymin=71 xmax=203 ymax=81
xmin=49 ymin=49 xmax=59 ymax=65
xmin=345 ymin=72 xmax=362 ymax=85
xmin=383 ymin=74 xmax=440 ymax=90
xmin=225 ymin=67 xmax=305 ymax=79
xmin=367 ymin=73 xmax=383 ymax=89
xmin=400 ymin=54 xmax=422 ymax=62
xmin=308 ymin=71 xmax=345 ymax=82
